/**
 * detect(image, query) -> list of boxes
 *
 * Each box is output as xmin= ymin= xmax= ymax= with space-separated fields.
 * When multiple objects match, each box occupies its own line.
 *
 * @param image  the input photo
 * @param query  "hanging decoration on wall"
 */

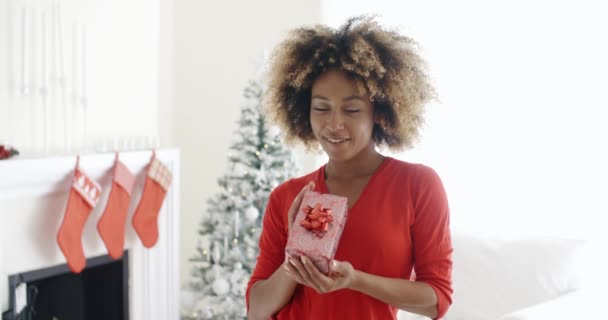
xmin=1 ymin=0 xmax=161 ymax=157
xmin=57 ymin=156 xmax=102 ymax=273
xmin=132 ymin=152 xmax=173 ymax=248
xmin=97 ymin=153 xmax=136 ymax=259
xmin=3 ymin=0 xmax=88 ymax=156
xmin=55 ymin=151 xmax=174 ymax=273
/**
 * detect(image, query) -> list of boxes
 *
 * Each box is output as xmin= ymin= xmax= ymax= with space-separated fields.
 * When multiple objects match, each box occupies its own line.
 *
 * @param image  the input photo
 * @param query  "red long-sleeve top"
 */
xmin=246 ymin=157 xmax=453 ymax=319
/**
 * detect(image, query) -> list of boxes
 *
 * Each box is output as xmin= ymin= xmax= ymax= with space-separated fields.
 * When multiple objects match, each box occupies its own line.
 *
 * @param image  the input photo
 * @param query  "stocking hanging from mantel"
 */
xmin=97 ymin=153 xmax=135 ymax=259
xmin=132 ymin=152 xmax=172 ymax=248
xmin=57 ymin=157 xmax=102 ymax=273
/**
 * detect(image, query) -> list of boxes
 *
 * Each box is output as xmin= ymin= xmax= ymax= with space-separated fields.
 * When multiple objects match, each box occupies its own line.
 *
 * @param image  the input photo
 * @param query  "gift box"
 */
xmin=285 ymin=190 xmax=348 ymax=275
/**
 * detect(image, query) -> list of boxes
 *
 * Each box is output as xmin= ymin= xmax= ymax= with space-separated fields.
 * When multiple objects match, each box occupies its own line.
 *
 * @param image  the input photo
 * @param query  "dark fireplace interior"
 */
xmin=2 ymin=252 xmax=129 ymax=320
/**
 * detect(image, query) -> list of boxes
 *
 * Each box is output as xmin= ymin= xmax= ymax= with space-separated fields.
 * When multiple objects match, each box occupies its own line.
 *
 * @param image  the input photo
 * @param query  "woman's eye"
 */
xmin=345 ymin=109 xmax=360 ymax=113
xmin=313 ymin=107 xmax=329 ymax=111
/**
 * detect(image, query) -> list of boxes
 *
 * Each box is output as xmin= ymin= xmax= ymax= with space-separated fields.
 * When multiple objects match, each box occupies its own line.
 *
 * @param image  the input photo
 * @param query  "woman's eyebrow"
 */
xmin=311 ymin=95 xmax=329 ymax=101
xmin=343 ymin=95 xmax=365 ymax=102
xmin=311 ymin=95 xmax=364 ymax=101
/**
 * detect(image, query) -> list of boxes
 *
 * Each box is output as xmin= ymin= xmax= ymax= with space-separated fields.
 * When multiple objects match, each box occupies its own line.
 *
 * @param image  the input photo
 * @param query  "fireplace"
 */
xmin=0 ymin=150 xmax=180 ymax=320
xmin=3 ymin=252 xmax=129 ymax=320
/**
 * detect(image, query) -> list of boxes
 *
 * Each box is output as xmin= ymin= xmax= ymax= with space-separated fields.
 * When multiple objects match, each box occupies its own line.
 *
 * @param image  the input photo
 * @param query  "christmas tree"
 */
xmin=184 ymin=80 xmax=298 ymax=319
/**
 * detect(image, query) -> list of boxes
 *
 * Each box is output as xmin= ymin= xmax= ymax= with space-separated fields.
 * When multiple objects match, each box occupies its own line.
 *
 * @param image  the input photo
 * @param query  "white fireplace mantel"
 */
xmin=0 ymin=149 xmax=180 ymax=320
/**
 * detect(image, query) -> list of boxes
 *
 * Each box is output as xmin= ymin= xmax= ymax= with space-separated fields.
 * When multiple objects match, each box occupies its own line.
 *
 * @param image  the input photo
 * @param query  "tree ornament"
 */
xmin=244 ymin=206 xmax=260 ymax=222
xmin=212 ymin=278 xmax=230 ymax=296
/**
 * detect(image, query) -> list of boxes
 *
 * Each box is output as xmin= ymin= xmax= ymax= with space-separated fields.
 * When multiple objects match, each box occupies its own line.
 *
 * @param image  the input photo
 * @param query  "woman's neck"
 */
xmin=325 ymin=147 xmax=385 ymax=181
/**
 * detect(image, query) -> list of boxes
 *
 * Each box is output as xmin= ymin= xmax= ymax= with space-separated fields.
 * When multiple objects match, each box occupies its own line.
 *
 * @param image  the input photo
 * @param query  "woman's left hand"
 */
xmin=284 ymin=255 xmax=355 ymax=294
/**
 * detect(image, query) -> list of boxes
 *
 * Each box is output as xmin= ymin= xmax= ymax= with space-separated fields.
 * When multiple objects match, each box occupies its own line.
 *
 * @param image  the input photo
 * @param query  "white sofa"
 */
xmin=398 ymin=233 xmax=602 ymax=320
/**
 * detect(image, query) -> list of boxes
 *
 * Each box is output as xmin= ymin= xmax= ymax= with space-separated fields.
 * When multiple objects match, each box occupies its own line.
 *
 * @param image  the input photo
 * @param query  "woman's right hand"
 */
xmin=287 ymin=181 xmax=315 ymax=233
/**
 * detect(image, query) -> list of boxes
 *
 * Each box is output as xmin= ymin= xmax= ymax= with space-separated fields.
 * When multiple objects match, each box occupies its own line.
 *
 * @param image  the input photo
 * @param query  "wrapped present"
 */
xmin=285 ymin=190 xmax=348 ymax=275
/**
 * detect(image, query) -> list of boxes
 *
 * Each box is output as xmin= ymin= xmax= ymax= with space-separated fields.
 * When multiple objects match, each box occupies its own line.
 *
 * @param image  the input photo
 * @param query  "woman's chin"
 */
xmin=321 ymin=141 xmax=349 ymax=158
xmin=323 ymin=148 xmax=353 ymax=162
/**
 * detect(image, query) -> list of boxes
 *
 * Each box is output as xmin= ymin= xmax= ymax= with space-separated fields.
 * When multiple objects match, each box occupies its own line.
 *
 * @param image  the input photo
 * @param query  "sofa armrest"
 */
xmin=496 ymin=290 xmax=593 ymax=320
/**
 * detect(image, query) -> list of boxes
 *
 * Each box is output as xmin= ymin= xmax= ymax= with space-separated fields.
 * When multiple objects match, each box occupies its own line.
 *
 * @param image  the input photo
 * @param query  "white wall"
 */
xmin=173 ymin=0 xmax=321 ymax=286
xmin=159 ymin=0 xmax=174 ymax=149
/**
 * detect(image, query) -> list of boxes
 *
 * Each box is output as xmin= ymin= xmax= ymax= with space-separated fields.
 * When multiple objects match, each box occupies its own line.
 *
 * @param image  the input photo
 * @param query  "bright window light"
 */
xmin=321 ymin=0 xmax=608 ymax=240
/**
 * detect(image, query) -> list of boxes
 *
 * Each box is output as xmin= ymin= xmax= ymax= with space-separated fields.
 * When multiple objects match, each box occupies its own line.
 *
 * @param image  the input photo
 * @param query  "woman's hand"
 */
xmin=284 ymin=256 xmax=356 ymax=294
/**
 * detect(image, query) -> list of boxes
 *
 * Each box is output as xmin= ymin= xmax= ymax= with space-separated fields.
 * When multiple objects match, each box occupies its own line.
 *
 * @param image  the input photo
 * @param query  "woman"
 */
xmin=247 ymin=16 xmax=452 ymax=320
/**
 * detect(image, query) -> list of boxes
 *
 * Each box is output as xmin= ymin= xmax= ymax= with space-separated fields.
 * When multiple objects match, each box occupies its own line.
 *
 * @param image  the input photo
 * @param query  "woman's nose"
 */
xmin=327 ymin=110 xmax=344 ymax=130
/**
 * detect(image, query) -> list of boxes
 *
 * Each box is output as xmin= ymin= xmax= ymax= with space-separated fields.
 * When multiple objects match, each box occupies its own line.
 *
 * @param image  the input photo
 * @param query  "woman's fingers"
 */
xmin=285 ymin=256 xmax=350 ymax=294
xmin=287 ymin=181 xmax=315 ymax=229
xmin=284 ymin=256 xmax=317 ymax=288
xmin=294 ymin=256 xmax=315 ymax=285
xmin=300 ymin=256 xmax=330 ymax=293
xmin=284 ymin=259 xmax=304 ymax=283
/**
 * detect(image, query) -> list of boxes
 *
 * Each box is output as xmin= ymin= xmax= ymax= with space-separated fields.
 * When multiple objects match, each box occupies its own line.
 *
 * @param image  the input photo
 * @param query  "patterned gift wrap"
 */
xmin=285 ymin=190 xmax=348 ymax=275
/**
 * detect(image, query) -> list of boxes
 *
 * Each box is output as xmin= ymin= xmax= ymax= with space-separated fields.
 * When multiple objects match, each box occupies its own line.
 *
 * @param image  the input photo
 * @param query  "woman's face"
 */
xmin=310 ymin=69 xmax=375 ymax=162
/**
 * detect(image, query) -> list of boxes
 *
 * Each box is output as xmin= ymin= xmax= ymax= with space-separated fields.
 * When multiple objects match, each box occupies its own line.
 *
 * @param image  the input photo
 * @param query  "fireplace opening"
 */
xmin=2 ymin=252 xmax=129 ymax=320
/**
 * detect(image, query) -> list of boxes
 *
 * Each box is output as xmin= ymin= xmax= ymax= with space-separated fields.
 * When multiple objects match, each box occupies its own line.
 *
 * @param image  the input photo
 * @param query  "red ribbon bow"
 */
xmin=300 ymin=203 xmax=334 ymax=238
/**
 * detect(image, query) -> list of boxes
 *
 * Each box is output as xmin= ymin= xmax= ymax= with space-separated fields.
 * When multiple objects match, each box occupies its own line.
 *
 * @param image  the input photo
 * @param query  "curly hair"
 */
xmin=264 ymin=16 xmax=437 ymax=151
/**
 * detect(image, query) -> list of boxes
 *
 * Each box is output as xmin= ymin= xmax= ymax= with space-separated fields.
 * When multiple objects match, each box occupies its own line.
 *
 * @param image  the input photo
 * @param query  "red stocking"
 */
xmin=132 ymin=153 xmax=172 ymax=248
xmin=97 ymin=155 xmax=135 ymax=259
xmin=57 ymin=161 xmax=102 ymax=273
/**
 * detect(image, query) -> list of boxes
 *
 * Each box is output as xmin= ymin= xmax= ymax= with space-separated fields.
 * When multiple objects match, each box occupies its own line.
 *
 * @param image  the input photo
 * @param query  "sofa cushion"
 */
xmin=496 ymin=289 xmax=594 ymax=320
xmin=444 ymin=233 xmax=585 ymax=320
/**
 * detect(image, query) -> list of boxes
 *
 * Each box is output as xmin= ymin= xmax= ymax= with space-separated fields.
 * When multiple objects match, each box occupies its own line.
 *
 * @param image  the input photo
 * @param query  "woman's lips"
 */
xmin=324 ymin=136 xmax=349 ymax=144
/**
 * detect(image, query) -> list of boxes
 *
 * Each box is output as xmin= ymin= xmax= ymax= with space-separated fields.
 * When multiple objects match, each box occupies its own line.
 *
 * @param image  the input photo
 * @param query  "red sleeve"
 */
xmin=411 ymin=165 xmax=453 ymax=319
xmin=245 ymin=182 xmax=290 ymax=311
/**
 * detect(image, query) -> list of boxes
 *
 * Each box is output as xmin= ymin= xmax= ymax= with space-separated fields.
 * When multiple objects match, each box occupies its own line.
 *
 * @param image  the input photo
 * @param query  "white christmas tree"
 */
xmin=183 ymin=80 xmax=298 ymax=319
